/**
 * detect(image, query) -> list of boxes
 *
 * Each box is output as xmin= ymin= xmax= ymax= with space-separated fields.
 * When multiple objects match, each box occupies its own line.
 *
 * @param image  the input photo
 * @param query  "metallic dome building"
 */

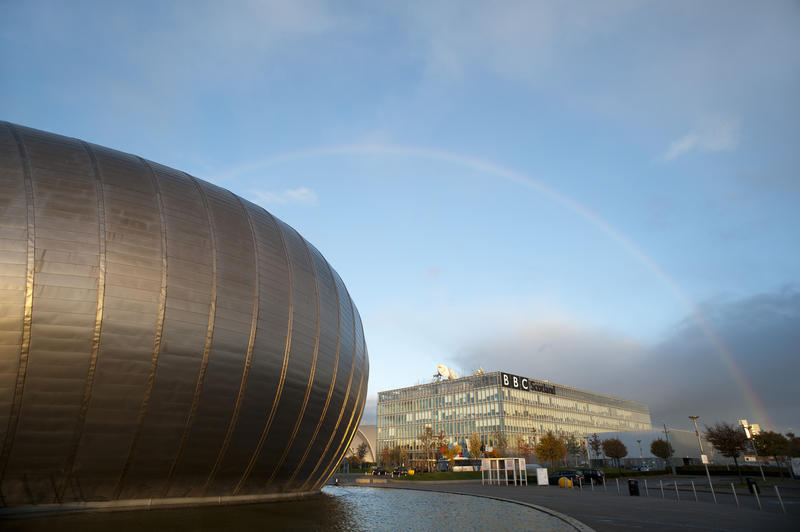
xmin=0 ymin=122 xmax=368 ymax=507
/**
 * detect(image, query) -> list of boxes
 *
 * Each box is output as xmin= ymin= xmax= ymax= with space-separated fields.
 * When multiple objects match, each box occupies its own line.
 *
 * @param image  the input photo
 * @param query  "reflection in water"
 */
xmin=2 ymin=486 xmax=569 ymax=531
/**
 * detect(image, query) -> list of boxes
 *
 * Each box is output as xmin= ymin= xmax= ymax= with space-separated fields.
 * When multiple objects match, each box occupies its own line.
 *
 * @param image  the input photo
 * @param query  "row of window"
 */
xmin=378 ymin=372 xmax=648 ymax=415
xmin=378 ymin=402 xmax=651 ymax=429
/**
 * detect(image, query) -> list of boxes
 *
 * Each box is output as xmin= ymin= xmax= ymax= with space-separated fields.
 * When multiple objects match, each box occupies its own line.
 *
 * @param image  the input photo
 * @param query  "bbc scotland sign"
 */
xmin=501 ymin=372 xmax=556 ymax=395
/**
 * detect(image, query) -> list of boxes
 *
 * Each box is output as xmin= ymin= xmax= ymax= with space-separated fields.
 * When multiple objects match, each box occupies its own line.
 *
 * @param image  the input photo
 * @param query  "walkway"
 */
xmin=331 ymin=476 xmax=797 ymax=531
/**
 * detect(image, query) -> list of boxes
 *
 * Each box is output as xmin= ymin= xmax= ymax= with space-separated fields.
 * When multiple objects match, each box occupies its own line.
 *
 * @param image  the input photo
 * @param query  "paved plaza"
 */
xmin=330 ymin=475 xmax=797 ymax=531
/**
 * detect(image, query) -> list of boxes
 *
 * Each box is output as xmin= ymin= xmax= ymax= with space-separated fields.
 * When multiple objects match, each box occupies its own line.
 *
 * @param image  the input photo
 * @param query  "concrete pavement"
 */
xmin=330 ymin=476 xmax=796 ymax=531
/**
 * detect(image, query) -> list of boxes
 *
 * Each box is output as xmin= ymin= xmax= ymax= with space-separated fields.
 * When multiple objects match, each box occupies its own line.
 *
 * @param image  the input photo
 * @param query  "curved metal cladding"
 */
xmin=0 ymin=122 xmax=368 ymax=506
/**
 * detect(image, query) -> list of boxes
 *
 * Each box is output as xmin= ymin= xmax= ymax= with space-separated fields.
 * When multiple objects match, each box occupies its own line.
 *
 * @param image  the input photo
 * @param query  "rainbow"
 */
xmin=217 ymin=143 xmax=773 ymax=429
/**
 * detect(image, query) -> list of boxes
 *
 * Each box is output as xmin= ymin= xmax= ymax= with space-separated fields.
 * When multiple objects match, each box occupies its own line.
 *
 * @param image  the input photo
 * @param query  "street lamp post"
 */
xmin=637 ymin=439 xmax=643 ymax=467
xmin=739 ymin=420 xmax=766 ymax=481
xmin=689 ymin=416 xmax=716 ymax=503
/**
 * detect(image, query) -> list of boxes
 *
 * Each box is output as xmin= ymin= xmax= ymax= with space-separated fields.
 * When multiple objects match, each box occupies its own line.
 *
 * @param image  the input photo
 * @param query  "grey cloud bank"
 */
xmin=454 ymin=287 xmax=800 ymax=433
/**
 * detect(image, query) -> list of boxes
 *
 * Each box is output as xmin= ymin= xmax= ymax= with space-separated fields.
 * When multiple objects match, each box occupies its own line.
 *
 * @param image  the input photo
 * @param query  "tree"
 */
xmin=754 ymin=431 xmax=789 ymax=477
xmin=420 ymin=426 xmax=434 ymax=471
xmin=650 ymin=438 xmax=674 ymax=471
xmin=443 ymin=444 xmax=462 ymax=469
xmin=468 ymin=432 xmax=482 ymax=459
xmin=380 ymin=447 xmax=390 ymax=467
xmin=565 ymin=434 xmax=582 ymax=466
xmin=705 ymin=422 xmax=748 ymax=481
xmin=536 ymin=430 xmax=567 ymax=466
xmin=787 ymin=432 xmax=800 ymax=458
xmin=388 ymin=445 xmax=407 ymax=468
xmin=347 ymin=454 xmax=361 ymax=470
xmin=436 ymin=430 xmax=447 ymax=458
xmin=490 ymin=430 xmax=508 ymax=456
xmin=602 ymin=438 xmax=627 ymax=471
xmin=351 ymin=442 xmax=368 ymax=470
xmin=515 ymin=436 xmax=533 ymax=459
xmin=589 ymin=433 xmax=602 ymax=461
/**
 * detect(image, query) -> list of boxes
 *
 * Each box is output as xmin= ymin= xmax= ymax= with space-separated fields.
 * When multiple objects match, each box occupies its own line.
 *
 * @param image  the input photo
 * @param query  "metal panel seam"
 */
xmin=202 ymin=195 xmax=260 ymax=493
xmin=316 ymin=292 xmax=367 ymax=488
xmin=163 ymin=174 xmax=218 ymax=497
xmin=313 ymin=341 xmax=368 ymax=490
xmin=266 ymin=231 xmax=321 ymax=484
xmin=232 ymin=209 xmax=293 ymax=496
xmin=286 ymin=255 xmax=341 ymax=486
xmin=0 ymin=123 xmax=36 ymax=487
xmin=300 ymin=286 xmax=358 ymax=491
xmin=59 ymin=141 xmax=108 ymax=498
xmin=112 ymin=157 xmax=168 ymax=500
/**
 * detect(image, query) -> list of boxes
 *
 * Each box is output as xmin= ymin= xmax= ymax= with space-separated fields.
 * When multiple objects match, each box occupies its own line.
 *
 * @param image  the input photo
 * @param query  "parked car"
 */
xmin=372 ymin=467 xmax=387 ymax=476
xmin=392 ymin=467 xmax=408 ymax=478
xmin=548 ymin=470 xmax=584 ymax=485
xmin=576 ymin=469 xmax=605 ymax=484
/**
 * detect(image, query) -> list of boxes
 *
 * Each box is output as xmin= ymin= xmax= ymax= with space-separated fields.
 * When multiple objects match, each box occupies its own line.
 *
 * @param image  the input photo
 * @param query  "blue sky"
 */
xmin=2 ymin=1 xmax=798 ymax=432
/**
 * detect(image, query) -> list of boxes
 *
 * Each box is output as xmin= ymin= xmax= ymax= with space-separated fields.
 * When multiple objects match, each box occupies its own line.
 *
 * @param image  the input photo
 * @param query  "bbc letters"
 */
xmin=501 ymin=372 xmax=556 ymax=395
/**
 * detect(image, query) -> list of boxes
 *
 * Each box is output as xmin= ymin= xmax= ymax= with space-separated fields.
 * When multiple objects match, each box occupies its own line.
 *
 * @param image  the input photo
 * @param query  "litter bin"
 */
xmin=746 ymin=477 xmax=760 ymax=495
xmin=628 ymin=479 xmax=640 ymax=496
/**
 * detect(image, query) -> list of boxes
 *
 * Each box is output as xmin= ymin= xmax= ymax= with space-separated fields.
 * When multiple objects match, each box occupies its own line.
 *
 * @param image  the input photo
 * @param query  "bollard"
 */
xmin=730 ymin=482 xmax=739 ymax=508
xmin=579 ymin=477 xmax=583 ymax=492
xmin=644 ymin=479 xmax=649 ymax=497
xmin=753 ymin=487 xmax=762 ymax=511
xmin=774 ymin=486 xmax=786 ymax=514
xmin=604 ymin=478 xmax=607 ymax=492
xmin=591 ymin=478 xmax=594 ymax=491
xmin=660 ymin=479 xmax=664 ymax=499
xmin=691 ymin=481 xmax=698 ymax=503
xmin=674 ymin=481 xmax=680 ymax=501
xmin=616 ymin=478 xmax=620 ymax=495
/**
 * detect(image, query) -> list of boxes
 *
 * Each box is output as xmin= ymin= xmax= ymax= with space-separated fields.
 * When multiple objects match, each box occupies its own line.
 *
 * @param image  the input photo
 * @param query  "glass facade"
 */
xmin=377 ymin=371 xmax=651 ymax=462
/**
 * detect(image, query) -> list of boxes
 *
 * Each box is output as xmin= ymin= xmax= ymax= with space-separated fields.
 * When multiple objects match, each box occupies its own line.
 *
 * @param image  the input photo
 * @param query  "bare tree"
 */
xmin=565 ymin=434 xmax=582 ymax=466
xmin=589 ymin=433 xmax=602 ymax=462
xmin=420 ymin=426 xmax=434 ymax=471
xmin=490 ymin=429 xmax=508 ymax=456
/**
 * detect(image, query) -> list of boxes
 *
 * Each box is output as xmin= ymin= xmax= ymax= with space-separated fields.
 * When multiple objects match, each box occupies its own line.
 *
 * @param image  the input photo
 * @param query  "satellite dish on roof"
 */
xmin=447 ymin=367 xmax=457 ymax=380
xmin=436 ymin=364 xmax=449 ymax=378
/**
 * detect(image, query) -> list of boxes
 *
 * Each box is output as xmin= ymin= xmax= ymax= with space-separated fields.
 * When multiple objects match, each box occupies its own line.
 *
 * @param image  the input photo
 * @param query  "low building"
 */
xmin=344 ymin=424 xmax=377 ymax=464
xmin=591 ymin=428 xmax=722 ymax=468
xmin=377 ymin=370 xmax=651 ymax=466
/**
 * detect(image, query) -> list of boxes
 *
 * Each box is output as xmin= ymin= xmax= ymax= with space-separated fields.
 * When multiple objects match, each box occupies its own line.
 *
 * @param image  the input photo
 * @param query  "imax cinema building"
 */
xmin=377 ymin=371 xmax=651 ymax=463
xmin=0 ymin=123 xmax=368 ymax=509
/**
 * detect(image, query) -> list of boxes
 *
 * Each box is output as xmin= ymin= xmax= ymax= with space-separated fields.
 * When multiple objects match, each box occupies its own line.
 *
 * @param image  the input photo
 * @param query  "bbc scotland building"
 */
xmin=377 ymin=371 xmax=651 ymax=463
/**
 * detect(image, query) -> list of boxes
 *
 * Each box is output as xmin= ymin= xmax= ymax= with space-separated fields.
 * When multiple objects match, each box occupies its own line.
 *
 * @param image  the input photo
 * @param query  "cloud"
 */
xmin=660 ymin=116 xmax=740 ymax=161
xmin=644 ymin=287 xmax=800 ymax=431
xmin=455 ymin=319 xmax=646 ymax=391
xmin=251 ymin=186 xmax=318 ymax=206
xmin=361 ymin=395 xmax=377 ymax=425
xmin=402 ymin=1 xmax=638 ymax=82
xmin=453 ymin=287 xmax=800 ymax=432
